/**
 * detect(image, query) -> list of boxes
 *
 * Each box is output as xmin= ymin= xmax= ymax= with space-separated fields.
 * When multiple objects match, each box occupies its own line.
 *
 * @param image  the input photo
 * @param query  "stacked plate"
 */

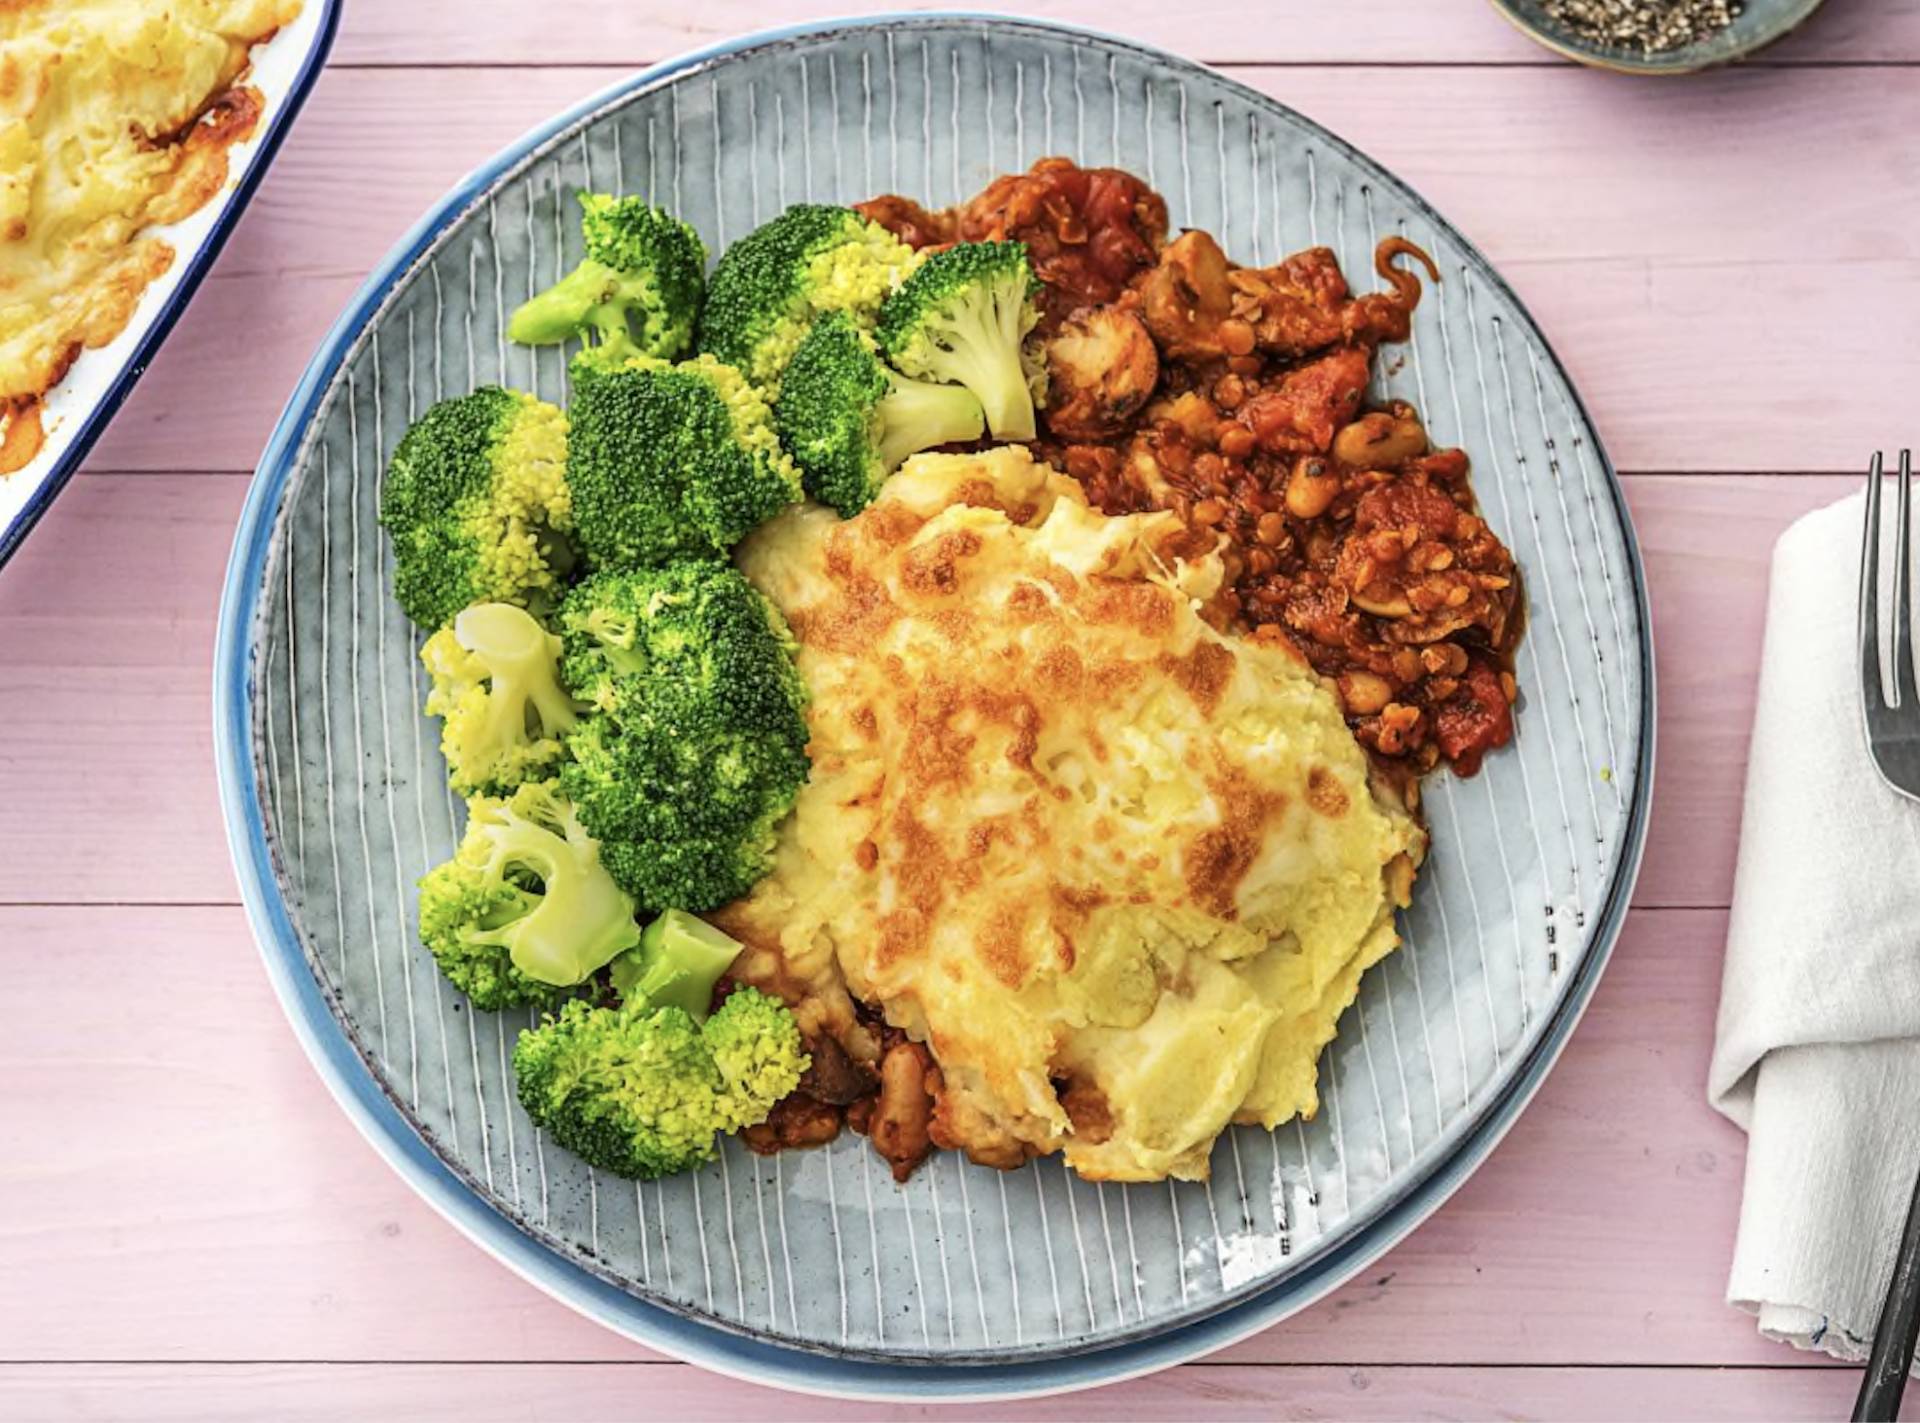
xmin=215 ymin=15 xmax=1653 ymax=1400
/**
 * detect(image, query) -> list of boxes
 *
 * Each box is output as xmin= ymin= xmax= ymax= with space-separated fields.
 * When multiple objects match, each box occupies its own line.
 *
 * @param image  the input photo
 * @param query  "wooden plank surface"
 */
xmin=6 ymin=0 xmax=1915 ymax=1414
xmin=0 ymin=1363 xmax=1867 ymax=1421
xmin=324 ymin=0 xmax=1920 ymax=68
xmin=82 ymin=64 xmax=1920 ymax=475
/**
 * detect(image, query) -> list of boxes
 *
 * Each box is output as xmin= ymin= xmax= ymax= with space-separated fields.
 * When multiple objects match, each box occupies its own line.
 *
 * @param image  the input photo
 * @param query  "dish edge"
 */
xmin=213 ymin=10 xmax=1657 ymax=1400
xmin=0 ymin=0 xmax=344 ymax=569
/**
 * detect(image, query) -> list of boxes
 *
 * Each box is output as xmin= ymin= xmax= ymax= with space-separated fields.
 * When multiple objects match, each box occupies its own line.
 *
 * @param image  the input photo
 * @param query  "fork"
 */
xmin=1854 ymin=449 xmax=1920 ymax=1422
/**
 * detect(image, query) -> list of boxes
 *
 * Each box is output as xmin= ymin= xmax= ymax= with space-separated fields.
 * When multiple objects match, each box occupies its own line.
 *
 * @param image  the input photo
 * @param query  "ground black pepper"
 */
xmin=1540 ymin=0 xmax=1745 ymax=55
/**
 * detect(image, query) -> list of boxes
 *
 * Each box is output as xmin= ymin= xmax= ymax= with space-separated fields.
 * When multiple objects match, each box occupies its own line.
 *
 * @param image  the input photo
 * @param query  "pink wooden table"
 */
xmin=5 ymin=1 xmax=1920 ymax=1416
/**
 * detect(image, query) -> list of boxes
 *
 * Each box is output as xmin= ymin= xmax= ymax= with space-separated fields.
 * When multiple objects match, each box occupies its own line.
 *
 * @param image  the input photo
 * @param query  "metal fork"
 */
xmin=1854 ymin=449 xmax=1920 ymax=1423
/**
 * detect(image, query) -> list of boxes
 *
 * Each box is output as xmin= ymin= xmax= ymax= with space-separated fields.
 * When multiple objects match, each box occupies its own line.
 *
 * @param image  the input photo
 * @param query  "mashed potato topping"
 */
xmin=0 ymin=0 xmax=301 ymax=471
xmin=723 ymin=447 xmax=1424 ymax=1181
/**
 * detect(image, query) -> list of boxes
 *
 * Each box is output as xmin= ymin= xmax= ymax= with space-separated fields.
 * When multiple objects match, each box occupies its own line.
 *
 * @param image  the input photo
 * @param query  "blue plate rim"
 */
xmin=0 ymin=0 xmax=343 ymax=572
xmin=213 ymin=10 xmax=1655 ymax=1400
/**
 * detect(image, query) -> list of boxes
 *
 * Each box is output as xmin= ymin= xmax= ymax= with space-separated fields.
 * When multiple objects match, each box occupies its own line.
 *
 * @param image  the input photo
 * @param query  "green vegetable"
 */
xmin=513 ymin=988 xmax=808 ymax=1179
xmin=609 ymin=910 xmax=746 ymax=1022
xmin=379 ymin=388 xmax=572 ymax=631
xmin=512 ymin=998 xmax=725 ymax=1177
xmin=556 ymin=562 xmax=810 ymax=913
xmin=876 ymin=240 xmax=1046 ymax=441
xmin=565 ymin=353 xmax=800 ymax=569
xmin=773 ymin=310 xmax=985 ymax=517
xmin=701 ymin=987 xmax=812 ymax=1131
xmin=416 ymin=780 xmax=640 ymax=1008
xmin=696 ymin=204 xmax=920 ymax=392
xmin=420 ymin=602 xmax=579 ymax=797
xmin=508 ymin=194 xmax=706 ymax=363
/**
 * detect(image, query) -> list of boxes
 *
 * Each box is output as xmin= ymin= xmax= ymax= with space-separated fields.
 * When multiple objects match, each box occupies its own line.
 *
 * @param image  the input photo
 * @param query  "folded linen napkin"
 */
xmin=1711 ymin=489 xmax=1920 ymax=1361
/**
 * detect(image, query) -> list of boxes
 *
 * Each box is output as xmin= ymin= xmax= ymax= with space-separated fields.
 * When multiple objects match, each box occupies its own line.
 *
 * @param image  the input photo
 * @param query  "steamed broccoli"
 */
xmin=555 ymin=562 xmax=810 ymax=913
xmin=416 ymin=780 xmax=640 ymax=1008
xmin=876 ymin=241 xmax=1045 ymax=441
xmin=774 ymin=311 xmax=985 ymax=517
xmin=696 ymin=204 xmax=920 ymax=391
xmin=513 ymin=998 xmax=726 ymax=1177
xmin=513 ymin=987 xmax=808 ymax=1178
xmin=555 ymin=559 xmax=806 ymax=715
xmin=509 ymin=194 xmax=706 ymax=363
xmin=609 ymin=909 xmax=745 ymax=1021
xmin=565 ymin=353 xmax=801 ymax=568
xmin=421 ymin=602 xmax=580 ymax=797
xmin=702 ymin=988 xmax=812 ymax=1131
xmin=379 ymin=388 xmax=572 ymax=630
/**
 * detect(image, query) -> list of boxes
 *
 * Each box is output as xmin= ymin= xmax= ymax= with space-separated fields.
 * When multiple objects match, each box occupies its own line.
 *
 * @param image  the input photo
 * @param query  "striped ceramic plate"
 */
xmin=215 ymin=14 xmax=1652 ymax=1398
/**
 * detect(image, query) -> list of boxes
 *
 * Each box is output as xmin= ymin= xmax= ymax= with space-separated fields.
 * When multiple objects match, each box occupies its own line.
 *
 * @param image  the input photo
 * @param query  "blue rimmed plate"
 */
xmin=0 ymin=0 xmax=340 ymax=568
xmin=215 ymin=13 xmax=1653 ymax=1400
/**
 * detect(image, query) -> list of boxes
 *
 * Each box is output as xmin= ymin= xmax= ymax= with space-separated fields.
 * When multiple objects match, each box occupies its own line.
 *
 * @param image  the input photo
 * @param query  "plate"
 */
xmin=0 ymin=0 xmax=341 ymax=569
xmin=215 ymin=14 xmax=1653 ymax=1400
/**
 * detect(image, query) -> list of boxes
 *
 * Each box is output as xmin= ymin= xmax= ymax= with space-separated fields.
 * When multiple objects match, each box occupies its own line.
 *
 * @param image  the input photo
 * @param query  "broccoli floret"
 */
xmin=421 ymin=602 xmax=580 ymax=797
xmin=513 ymin=998 xmax=728 ymax=1177
xmin=379 ymin=388 xmax=572 ymax=630
xmin=415 ymin=865 xmax=554 ymax=1011
xmin=876 ymin=241 xmax=1046 ymax=441
xmin=555 ymin=559 xmax=806 ymax=715
xmin=609 ymin=909 xmax=744 ymax=1021
xmin=774 ymin=311 xmax=985 ymax=517
xmin=555 ymin=563 xmax=810 ymax=913
xmin=565 ymin=353 xmax=800 ymax=568
xmin=416 ymin=781 xmax=640 ymax=1007
xmin=703 ymin=988 xmax=811 ymax=1131
xmin=696 ymin=204 xmax=920 ymax=392
xmin=513 ymin=987 xmax=808 ymax=1178
xmin=509 ymin=194 xmax=706 ymax=363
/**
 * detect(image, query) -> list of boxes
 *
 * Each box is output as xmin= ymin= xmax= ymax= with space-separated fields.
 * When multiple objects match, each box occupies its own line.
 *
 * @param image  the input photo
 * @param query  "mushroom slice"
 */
xmin=1042 ymin=305 xmax=1161 ymax=440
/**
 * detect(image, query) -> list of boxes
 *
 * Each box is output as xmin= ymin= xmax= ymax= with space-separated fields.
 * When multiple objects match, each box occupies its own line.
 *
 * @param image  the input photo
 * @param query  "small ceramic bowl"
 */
xmin=1488 ymin=0 xmax=1830 ymax=74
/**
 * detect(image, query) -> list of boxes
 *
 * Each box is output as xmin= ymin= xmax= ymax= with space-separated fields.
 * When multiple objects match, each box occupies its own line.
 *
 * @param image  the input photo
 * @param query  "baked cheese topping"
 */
xmin=0 ymin=0 xmax=301 ymax=470
xmin=723 ymin=447 xmax=1424 ymax=1181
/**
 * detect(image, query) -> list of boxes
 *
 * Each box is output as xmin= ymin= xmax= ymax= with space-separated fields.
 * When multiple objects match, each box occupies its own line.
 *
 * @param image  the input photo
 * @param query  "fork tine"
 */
xmin=1863 ymin=450 xmax=1887 ymax=709
xmin=1899 ymin=450 xmax=1917 ymax=709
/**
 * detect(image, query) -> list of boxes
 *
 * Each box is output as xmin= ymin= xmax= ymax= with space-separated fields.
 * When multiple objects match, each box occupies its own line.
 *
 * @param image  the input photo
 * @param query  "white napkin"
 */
xmin=1711 ymin=489 xmax=1920 ymax=1361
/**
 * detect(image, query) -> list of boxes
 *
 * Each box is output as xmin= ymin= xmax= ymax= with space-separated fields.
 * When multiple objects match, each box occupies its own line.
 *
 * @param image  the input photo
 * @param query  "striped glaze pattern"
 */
xmin=244 ymin=19 xmax=1648 ymax=1363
